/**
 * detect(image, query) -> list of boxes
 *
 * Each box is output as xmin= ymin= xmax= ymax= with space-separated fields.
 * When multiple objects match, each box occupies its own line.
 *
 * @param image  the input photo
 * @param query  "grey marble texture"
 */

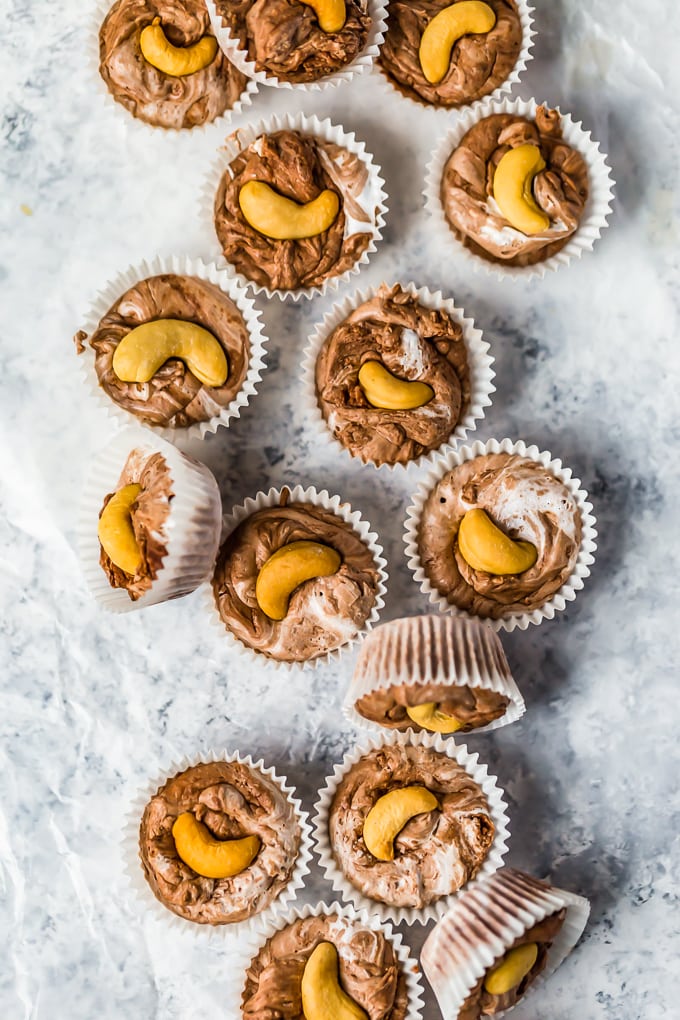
xmin=1 ymin=0 xmax=679 ymax=1016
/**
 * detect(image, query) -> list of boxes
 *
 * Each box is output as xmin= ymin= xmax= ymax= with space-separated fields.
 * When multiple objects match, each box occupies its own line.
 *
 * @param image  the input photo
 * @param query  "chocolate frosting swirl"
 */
xmin=356 ymin=681 xmax=509 ymax=732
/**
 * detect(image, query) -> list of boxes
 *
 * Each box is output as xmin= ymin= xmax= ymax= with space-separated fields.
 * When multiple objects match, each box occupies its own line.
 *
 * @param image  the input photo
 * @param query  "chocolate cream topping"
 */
xmin=355 ymin=682 xmax=509 ymax=732
xmin=99 ymin=0 xmax=247 ymax=129
xmin=75 ymin=274 xmax=251 ymax=428
xmin=380 ymin=0 xmax=522 ymax=108
xmin=329 ymin=743 xmax=494 ymax=908
xmin=214 ymin=0 xmax=370 ymax=83
xmin=242 ymin=914 xmax=409 ymax=1020
xmin=139 ymin=761 xmax=301 ymax=925
xmin=315 ymin=283 xmax=470 ymax=467
xmin=441 ymin=107 xmax=589 ymax=265
xmin=212 ymin=501 xmax=381 ymax=662
xmin=98 ymin=448 xmax=173 ymax=601
xmin=214 ymin=129 xmax=375 ymax=291
xmin=417 ymin=452 xmax=582 ymax=620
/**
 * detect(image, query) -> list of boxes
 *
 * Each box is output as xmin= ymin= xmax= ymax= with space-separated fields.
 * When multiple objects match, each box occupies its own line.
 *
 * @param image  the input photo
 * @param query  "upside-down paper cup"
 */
xmin=75 ymin=255 xmax=268 ymax=442
xmin=122 ymin=748 xmax=313 ymax=939
xmin=404 ymin=437 xmax=597 ymax=632
xmin=424 ymin=97 xmax=615 ymax=281
xmin=201 ymin=112 xmax=388 ymax=301
xmin=301 ymin=281 xmax=495 ymax=471
xmin=205 ymin=484 xmax=388 ymax=670
xmin=312 ymin=728 xmax=510 ymax=925
xmin=78 ymin=428 xmax=222 ymax=612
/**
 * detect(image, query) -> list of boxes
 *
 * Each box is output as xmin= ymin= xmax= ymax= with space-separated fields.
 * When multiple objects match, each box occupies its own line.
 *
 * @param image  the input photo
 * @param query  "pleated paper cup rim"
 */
xmin=404 ymin=437 xmax=598 ymax=632
xmin=90 ymin=0 xmax=258 ymax=135
xmin=121 ymin=747 xmax=313 ymax=939
xmin=343 ymin=615 xmax=525 ymax=736
xmin=206 ymin=0 xmax=388 ymax=91
xmin=76 ymin=255 xmax=269 ymax=442
xmin=312 ymin=728 xmax=510 ymax=925
xmin=421 ymin=868 xmax=590 ymax=1018
xmin=78 ymin=427 xmax=223 ymax=612
xmin=205 ymin=484 xmax=388 ymax=670
xmin=230 ymin=899 xmax=426 ymax=1020
xmin=301 ymin=280 xmax=495 ymax=472
xmin=375 ymin=0 xmax=535 ymax=114
xmin=201 ymin=112 xmax=388 ymax=301
xmin=423 ymin=96 xmax=615 ymax=282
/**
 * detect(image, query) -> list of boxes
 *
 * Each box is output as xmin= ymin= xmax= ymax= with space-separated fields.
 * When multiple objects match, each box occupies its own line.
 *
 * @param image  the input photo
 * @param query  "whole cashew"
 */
xmin=112 ymin=319 xmax=229 ymax=389
xmin=98 ymin=483 xmax=142 ymax=576
xmin=238 ymin=181 xmax=340 ymax=240
xmin=457 ymin=508 xmax=537 ymax=575
xmin=139 ymin=17 xmax=218 ymax=77
xmin=358 ymin=360 xmax=434 ymax=410
xmin=255 ymin=540 xmax=342 ymax=621
xmin=419 ymin=2 xmax=497 ymax=85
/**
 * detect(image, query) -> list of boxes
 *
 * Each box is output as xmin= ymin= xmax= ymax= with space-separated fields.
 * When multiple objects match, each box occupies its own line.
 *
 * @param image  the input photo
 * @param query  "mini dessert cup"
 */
xmin=344 ymin=615 xmax=525 ymax=735
xmin=301 ymin=281 xmax=495 ymax=471
xmin=206 ymin=0 xmax=388 ymax=91
xmin=76 ymin=255 xmax=268 ymax=442
xmin=312 ymin=728 xmax=510 ymax=925
xmin=421 ymin=867 xmax=590 ymax=1018
xmin=122 ymin=748 xmax=313 ymax=937
xmin=78 ymin=427 xmax=222 ymax=612
xmin=404 ymin=438 xmax=597 ymax=632
xmin=202 ymin=112 xmax=388 ymax=301
xmin=424 ymin=96 xmax=615 ymax=281
xmin=206 ymin=484 xmax=388 ymax=670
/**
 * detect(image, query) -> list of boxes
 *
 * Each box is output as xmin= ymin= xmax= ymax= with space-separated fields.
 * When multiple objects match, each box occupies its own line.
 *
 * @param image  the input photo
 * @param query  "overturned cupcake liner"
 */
xmin=206 ymin=0 xmax=388 ymax=91
xmin=121 ymin=748 xmax=313 ymax=939
xmin=78 ymin=427 xmax=222 ymax=612
xmin=375 ymin=0 xmax=535 ymax=114
xmin=205 ymin=484 xmax=388 ymax=670
xmin=344 ymin=615 xmax=525 ymax=735
xmin=424 ymin=96 xmax=615 ymax=282
xmin=301 ymin=280 xmax=495 ymax=472
xmin=76 ymin=255 xmax=268 ymax=442
xmin=404 ymin=438 xmax=597 ymax=632
xmin=312 ymin=728 xmax=510 ymax=926
xmin=421 ymin=867 xmax=590 ymax=1018
xmin=201 ymin=112 xmax=388 ymax=301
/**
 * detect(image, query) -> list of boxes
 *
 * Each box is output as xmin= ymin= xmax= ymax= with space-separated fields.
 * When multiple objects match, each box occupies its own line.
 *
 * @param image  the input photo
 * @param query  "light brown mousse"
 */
xmin=356 ymin=682 xmax=509 ymax=732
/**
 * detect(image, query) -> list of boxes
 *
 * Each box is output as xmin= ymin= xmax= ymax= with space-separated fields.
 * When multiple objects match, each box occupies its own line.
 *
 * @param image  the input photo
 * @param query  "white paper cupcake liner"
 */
xmin=344 ymin=615 xmax=525 ymax=735
xmin=375 ymin=0 xmax=535 ymax=114
xmin=404 ymin=437 xmax=598 ymax=632
xmin=76 ymin=255 xmax=268 ymax=442
xmin=205 ymin=484 xmax=388 ymax=670
xmin=301 ymin=281 xmax=495 ymax=472
xmin=78 ymin=427 xmax=222 ymax=612
xmin=424 ymin=96 xmax=615 ymax=281
xmin=312 ymin=728 xmax=510 ymax=925
xmin=206 ymin=0 xmax=387 ymax=91
xmin=201 ymin=112 xmax=388 ymax=301
xmin=421 ymin=867 xmax=590 ymax=1018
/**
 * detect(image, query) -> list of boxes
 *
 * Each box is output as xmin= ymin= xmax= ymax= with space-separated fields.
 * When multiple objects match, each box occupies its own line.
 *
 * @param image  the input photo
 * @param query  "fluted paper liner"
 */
xmin=206 ymin=0 xmax=387 ymax=92
xmin=301 ymin=281 xmax=495 ymax=471
xmin=76 ymin=255 xmax=268 ymax=442
xmin=344 ymin=615 xmax=525 ymax=735
xmin=201 ymin=112 xmax=388 ymax=301
xmin=404 ymin=438 xmax=598 ymax=632
xmin=78 ymin=428 xmax=222 ymax=612
xmin=421 ymin=868 xmax=590 ymax=1018
xmin=121 ymin=748 xmax=313 ymax=939
xmin=312 ymin=728 xmax=510 ymax=925
xmin=205 ymin=484 xmax=388 ymax=670
xmin=424 ymin=97 xmax=615 ymax=281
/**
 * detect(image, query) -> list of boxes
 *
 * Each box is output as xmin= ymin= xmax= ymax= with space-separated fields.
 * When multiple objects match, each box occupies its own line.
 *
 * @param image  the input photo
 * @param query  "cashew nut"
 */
xmin=458 ymin=508 xmax=537 ymax=575
xmin=419 ymin=2 xmax=497 ymax=84
xmin=493 ymin=144 xmax=551 ymax=235
xmin=358 ymin=360 xmax=434 ymax=410
xmin=112 ymin=319 xmax=228 ymax=388
xmin=300 ymin=0 xmax=347 ymax=33
xmin=139 ymin=17 xmax=218 ymax=77
xmin=255 ymin=540 xmax=342 ymax=621
xmin=363 ymin=785 xmax=439 ymax=861
xmin=238 ymin=180 xmax=340 ymax=240
xmin=98 ymin=483 xmax=142 ymax=576
xmin=301 ymin=942 xmax=368 ymax=1020
xmin=484 ymin=942 xmax=538 ymax=995
xmin=406 ymin=702 xmax=463 ymax=734
xmin=171 ymin=812 xmax=260 ymax=879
